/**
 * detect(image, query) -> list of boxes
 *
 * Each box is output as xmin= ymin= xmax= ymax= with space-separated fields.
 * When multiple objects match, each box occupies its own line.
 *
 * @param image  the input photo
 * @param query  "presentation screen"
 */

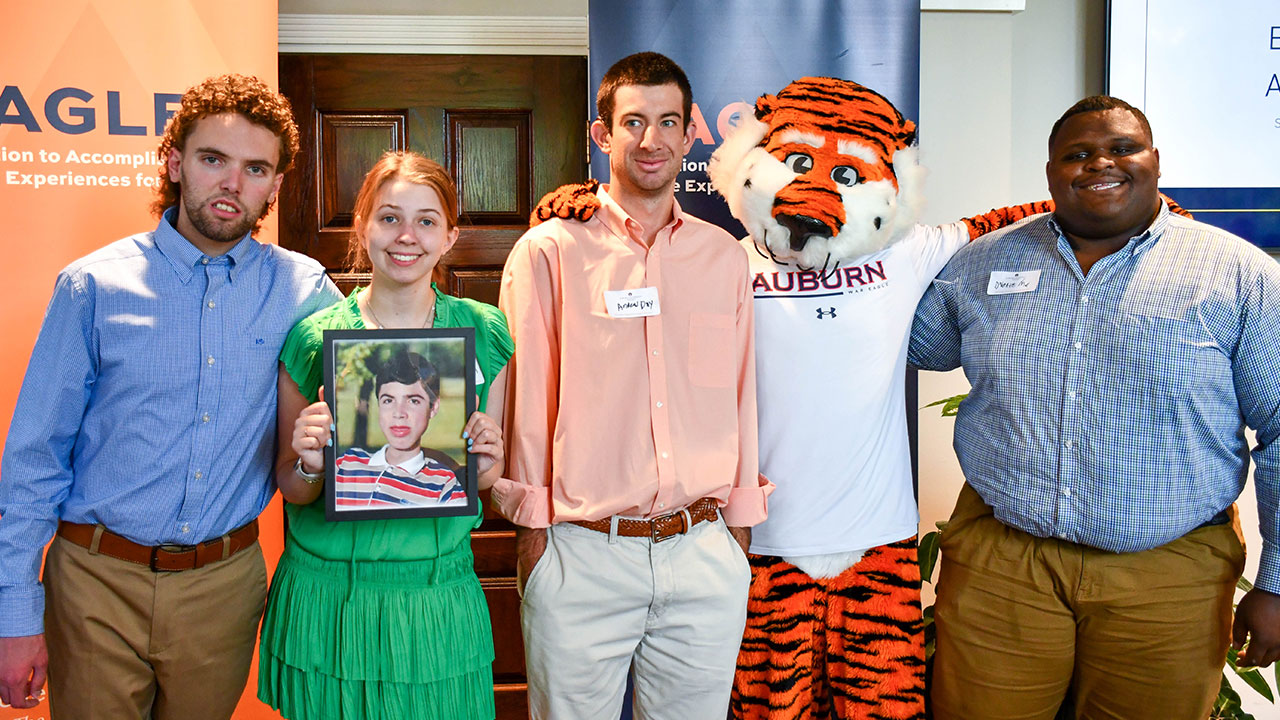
xmin=1107 ymin=0 xmax=1280 ymax=248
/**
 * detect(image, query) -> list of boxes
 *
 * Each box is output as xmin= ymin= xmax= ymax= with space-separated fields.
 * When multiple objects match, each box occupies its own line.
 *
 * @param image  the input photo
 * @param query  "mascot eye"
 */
xmin=784 ymin=153 xmax=813 ymax=174
xmin=831 ymin=166 xmax=860 ymax=187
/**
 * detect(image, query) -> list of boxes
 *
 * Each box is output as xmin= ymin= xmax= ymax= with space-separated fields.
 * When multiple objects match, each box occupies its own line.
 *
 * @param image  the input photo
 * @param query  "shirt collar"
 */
xmin=1048 ymin=199 xmax=1171 ymax=259
xmin=595 ymin=185 xmax=685 ymax=247
xmin=153 ymin=207 xmax=257 ymax=283
xmin=369 ymin=445 xmax=426 ymax=474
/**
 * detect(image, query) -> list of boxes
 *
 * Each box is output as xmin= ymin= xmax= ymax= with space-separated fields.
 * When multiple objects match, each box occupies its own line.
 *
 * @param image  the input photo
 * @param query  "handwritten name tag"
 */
xmin=987 ymin=270 xmax=1041 ymax=295
xmin=604 ymin=287 xmax=661 ymax=318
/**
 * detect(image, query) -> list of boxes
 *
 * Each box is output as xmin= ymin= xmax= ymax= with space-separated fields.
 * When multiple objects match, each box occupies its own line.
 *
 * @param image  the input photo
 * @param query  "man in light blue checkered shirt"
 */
xmin=0 ymin=75 xmax=339 ymax=716
xmin=910 ymin=96 xmax=1280 ymax=719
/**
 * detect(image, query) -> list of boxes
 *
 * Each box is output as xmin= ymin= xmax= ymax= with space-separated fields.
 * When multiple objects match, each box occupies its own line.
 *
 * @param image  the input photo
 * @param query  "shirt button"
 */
xmin=658 ymin=503 xmax=665 ymax=509
xmin=201 ymin=413 xmax=210 ymax=423
xmin=1065 ymin=439 xmax=1073 ymax=448
xmin=1074 ymin=342 xmax=1082 ymax=350
xmin=194 ymin=470 xmax=203 ymax=480
xmin=656 ymin=401 xmax=663 ymax=408
xmin=1068 ymin=391 xmax=1076 ymax=400
xmin=652 ymin=350 xmax=659 ymax=356
xmin=1081 ymin=295 xmax=1089 ymax=303
xmin=1062 ymin=486 xmax=1072 ymax=497
xmin=207 ymin=300 xmax=216 ymax=309
xmin=207 ymin=355 xmax=215 ymax=365
xmin=201 ymin=258 xmax=210 ymax=265
xmin=181 ymin=524 xmax=191 ymax=534
xmin=661 ymin=452 xmax=669 ymax=459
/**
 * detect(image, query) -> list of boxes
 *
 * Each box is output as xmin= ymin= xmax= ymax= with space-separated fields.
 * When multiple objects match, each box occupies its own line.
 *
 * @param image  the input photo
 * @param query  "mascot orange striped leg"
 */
xmin=732 ymin=538 xmax=925 ymax=720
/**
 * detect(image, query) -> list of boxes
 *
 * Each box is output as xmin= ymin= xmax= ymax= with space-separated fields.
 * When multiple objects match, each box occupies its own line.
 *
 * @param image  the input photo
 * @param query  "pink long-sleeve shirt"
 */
xmin=492 ymin=186 xmax=772 ymax=528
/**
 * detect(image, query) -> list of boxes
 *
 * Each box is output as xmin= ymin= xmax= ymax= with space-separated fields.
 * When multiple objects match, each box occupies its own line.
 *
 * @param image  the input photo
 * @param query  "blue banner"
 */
xmin=1161 ymin=187 xmax=1280 ymax=249
xmin=587 ymin=0 xmax=921 ymax=236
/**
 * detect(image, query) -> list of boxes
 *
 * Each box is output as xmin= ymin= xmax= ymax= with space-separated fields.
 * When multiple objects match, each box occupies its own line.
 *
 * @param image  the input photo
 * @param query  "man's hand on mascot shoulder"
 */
xmin=531 ymin=179 xmax=601 ymax=226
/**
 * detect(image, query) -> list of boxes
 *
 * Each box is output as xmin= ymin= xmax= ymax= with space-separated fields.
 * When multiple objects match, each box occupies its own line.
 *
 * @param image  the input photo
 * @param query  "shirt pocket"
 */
xmin=688 ymin=312 xmax=736 ymax=388
xmin=229 ymin=330 xmax=287 ymax=408
xmin=1110 ymin=313 xmax=1224 ymax=405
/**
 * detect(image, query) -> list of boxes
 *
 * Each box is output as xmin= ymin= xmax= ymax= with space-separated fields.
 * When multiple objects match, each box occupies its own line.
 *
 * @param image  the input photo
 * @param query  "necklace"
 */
xmin=363 ymin=292 xmax=436 ymax=329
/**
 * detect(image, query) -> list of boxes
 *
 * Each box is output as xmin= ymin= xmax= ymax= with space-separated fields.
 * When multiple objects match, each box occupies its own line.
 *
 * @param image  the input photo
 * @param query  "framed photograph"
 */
xmin=322 ymin=327 xmax=477 ymax=521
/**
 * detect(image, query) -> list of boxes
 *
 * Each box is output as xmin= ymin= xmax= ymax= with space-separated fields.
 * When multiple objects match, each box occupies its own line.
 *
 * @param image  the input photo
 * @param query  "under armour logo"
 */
xmin=815 ymin=307 xmax=837 ymax=319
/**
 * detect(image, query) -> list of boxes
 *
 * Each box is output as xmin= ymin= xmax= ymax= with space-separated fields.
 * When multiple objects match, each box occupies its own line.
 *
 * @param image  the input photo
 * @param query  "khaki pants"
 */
xmin=43 ymin=535 xmax=268 ymax=720
xmin=520 ymin=517 xmax=751 ymax=720
xmin=931 ymin=484 xmax=1244 ymax=720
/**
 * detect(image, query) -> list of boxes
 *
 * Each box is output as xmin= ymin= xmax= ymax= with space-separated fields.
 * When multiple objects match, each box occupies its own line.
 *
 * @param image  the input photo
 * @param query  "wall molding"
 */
xmin=278 ymin=14 xmax=589 ymax=55
xmin=279 ymin=4 xmax=1023 ymax=55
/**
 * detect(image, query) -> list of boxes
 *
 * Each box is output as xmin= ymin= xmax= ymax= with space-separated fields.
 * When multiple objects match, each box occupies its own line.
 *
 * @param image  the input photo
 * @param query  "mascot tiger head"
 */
xmin=709 ymin=77 xmax=925 ymax=270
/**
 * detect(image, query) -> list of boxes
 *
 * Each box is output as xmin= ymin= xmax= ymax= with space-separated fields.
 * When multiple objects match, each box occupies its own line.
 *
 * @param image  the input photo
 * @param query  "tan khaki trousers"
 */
xmin=43 ymin=535 xmax=268 ymax=720
xmin=931 ymin=484 xmax=1244 ymax=720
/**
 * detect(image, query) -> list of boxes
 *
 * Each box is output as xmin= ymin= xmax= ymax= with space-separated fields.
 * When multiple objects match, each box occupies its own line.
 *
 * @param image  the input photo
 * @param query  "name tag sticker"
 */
xmin=987 ymin=270 xmax=1042 ymax=295
xmin=604 ymin=287 xmax=661 ymax=318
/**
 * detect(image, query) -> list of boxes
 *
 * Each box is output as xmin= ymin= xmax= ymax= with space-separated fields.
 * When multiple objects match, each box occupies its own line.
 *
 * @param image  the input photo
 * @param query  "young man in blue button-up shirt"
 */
xmin=0 ymin=74 xmax=339 ymax=717
xmin=911 ymin=96 xmax=1280 ymax=719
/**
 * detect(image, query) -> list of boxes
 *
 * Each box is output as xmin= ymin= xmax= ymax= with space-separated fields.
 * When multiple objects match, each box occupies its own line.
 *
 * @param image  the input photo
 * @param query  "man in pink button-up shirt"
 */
xmin=495 ymin=52 xmax=773 ymax=720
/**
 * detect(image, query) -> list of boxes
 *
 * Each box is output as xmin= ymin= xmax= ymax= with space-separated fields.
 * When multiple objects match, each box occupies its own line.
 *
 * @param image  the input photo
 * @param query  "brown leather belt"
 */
xmin=57 ymin=520 xmax=259 ymax=572
xmin=571 ymin=497 xmax=719 ymax=542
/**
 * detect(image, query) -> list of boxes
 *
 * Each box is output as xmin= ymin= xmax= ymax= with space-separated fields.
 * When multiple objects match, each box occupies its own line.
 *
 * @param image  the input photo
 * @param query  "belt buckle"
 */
xmin=649 ymin=509 xmax=685 ymax=543
xmin=150 ymin=543 xmax=195 ymax=572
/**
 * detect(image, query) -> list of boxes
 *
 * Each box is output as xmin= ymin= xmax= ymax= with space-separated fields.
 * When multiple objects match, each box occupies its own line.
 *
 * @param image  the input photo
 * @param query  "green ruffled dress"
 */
xmin=258 ymin=286 xmax=513 ymax=720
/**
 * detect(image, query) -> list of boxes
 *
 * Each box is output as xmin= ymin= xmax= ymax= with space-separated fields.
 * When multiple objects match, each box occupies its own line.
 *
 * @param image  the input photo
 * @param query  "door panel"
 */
xmin=279 ymin=52 xmax=588 ymax=719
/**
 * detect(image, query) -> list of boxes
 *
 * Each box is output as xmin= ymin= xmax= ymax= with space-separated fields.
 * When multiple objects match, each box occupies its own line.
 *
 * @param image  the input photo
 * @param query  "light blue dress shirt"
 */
xmin=0 ymin=208 xmax=340 ymax=635
xmin=910 ymin=204 xmax=1280 ymax=594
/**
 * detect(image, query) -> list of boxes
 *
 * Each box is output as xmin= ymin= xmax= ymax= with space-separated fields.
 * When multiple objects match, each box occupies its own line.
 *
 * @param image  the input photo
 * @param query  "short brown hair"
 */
xmin=596 ymin=51 xmax=693 ymax=130
xmin=152 ymin=74 xmax=300 ymax=225
xmin=346 ymin=151 xmax=459 ymax=272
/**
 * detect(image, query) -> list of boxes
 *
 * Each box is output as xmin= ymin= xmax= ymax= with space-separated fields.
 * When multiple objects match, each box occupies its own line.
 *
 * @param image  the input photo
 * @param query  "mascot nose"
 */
xmin=776 ymin=214 xmax=832 ymax=251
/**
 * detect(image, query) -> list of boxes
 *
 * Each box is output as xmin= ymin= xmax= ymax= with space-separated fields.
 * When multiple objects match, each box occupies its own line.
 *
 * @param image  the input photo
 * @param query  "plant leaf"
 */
xmin=1235 ymin=666 xmax=1275 ymax=703
xmin=919 ymin=531 xmax=941 ymax=584
xmin=923 ymin=393 xmax=967 ymax=417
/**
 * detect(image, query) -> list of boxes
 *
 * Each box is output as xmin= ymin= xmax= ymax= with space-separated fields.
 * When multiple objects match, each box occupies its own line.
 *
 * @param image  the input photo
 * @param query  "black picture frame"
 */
xmin=322 ymin=327 xmax=478 ymax=521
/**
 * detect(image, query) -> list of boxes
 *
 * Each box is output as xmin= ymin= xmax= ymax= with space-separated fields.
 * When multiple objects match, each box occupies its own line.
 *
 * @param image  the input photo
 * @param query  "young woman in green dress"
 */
xmin=258 ymin=151 xmax=511 ymax=720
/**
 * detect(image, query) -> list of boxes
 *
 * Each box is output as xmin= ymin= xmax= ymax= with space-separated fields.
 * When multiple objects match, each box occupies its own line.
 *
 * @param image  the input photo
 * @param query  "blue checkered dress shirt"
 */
xmin=910 ymin=203 xmax=1280 ymax=594
xmin=0 ymin=209 xmax=340 ymax=635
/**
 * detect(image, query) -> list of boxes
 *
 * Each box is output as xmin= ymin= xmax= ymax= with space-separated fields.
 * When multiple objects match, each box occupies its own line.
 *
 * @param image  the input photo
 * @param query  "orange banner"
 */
xmin=0 ymin=2 xmax=282 ymax=718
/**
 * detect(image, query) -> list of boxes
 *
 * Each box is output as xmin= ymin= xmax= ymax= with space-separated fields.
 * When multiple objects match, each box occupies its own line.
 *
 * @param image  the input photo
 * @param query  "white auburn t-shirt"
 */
xmin=746 ymin=222 xmax=968 ymax=556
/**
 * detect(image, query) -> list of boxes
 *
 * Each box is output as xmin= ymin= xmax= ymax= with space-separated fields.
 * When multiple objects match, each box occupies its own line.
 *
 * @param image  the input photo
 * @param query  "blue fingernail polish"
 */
xmin=327 ymin=437 xmax=333 ymax=447
xmin=329 ymin=423 xmax=335 ymax=432
xmin=463 ymin=430 xmax=469 ymax=439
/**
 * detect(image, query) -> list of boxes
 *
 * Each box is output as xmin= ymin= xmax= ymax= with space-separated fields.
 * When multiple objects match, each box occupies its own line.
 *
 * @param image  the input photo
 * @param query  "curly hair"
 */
xmin=151 ymin=74 xmax=300 ymax=224
xmin=346 ymin=151 xmax=459 ymax=272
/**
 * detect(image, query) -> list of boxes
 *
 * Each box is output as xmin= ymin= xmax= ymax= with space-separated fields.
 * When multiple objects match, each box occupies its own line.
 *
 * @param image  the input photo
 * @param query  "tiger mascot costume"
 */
xmin=708 ymin=77 xmax=1052 ymax=720
xmin=532 ymin=76 xmax=1186 ymax=720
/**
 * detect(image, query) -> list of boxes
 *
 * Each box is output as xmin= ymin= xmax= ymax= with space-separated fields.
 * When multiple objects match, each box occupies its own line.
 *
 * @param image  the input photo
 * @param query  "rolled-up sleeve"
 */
xmin=494 ymin=235 xmax=560 ymax=528
xmin=720 ymin=252 xmax=773 ymax=527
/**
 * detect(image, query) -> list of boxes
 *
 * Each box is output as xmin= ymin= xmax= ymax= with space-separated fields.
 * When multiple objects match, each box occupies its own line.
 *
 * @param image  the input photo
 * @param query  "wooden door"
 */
xmin=278 ymin=53 xmax=588 ymax=719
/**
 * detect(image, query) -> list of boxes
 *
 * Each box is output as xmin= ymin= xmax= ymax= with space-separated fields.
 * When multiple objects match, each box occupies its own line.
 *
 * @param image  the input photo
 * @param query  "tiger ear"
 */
xmin=755 ymin=93 xmax=777 ymax=122
xmin=899 ymin=118 xmax=918 ymax=148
